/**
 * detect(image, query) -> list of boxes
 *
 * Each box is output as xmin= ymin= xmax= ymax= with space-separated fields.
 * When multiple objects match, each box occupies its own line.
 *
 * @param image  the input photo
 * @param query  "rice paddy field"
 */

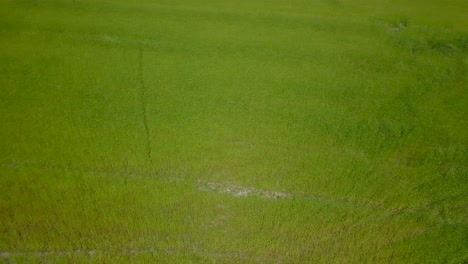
xmin=1 ymin=0 xmax=467 ymax=263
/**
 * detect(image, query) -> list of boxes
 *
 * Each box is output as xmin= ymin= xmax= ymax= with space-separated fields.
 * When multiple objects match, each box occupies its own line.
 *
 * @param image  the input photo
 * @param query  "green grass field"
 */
xmin=1 ymin=0 xmax=467 ymax=263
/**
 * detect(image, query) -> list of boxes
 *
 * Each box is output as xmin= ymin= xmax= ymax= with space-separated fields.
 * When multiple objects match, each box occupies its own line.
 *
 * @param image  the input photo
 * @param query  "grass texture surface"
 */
xmin=1 ymin=0 xmax=467 ymax=263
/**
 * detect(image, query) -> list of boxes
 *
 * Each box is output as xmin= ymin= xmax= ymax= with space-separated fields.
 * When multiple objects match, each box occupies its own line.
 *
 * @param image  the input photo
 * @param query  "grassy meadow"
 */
xmin=0 ymin=0 xmax=467 ymax=262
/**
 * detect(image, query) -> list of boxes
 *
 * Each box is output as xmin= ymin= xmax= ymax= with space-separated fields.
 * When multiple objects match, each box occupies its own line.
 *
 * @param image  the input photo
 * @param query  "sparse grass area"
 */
xmin=0 ymin=0 xmax=467 ymax=263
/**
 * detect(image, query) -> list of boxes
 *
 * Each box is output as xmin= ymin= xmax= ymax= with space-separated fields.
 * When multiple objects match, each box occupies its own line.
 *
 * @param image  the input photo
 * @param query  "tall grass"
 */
xmin=0 ymin=0 xmax=467 ymax=262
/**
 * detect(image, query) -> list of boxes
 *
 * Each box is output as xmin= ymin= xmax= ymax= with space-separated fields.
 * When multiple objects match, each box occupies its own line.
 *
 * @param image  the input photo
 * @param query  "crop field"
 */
xmin=0 ymin=0 xmax=467 ymax=263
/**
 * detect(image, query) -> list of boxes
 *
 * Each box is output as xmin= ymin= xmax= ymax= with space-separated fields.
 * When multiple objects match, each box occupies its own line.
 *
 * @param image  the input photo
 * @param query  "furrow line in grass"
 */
xmin=138 ymin=47 xmax=153 ymax=164
xmin=0 ymin=161 xmax=452 ymax=225
xmin=3 ymin=160 xmax=394 ymax=212
xmin=196 ymin=180 xmax=422 ymax=219
xmin=0 ymin=248 xmax=269 ymax=261
xmin=0 ymin=249 xmax=161 ymax=258
xmin=0 ymin=161 xmax=154 ymax=180
xmin=0 ymin=160 xmax=413 ymax=213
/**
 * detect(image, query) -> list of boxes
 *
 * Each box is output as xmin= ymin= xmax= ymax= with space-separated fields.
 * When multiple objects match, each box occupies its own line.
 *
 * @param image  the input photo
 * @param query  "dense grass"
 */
xmin=0 ymin=0 xmax=467 ymax=263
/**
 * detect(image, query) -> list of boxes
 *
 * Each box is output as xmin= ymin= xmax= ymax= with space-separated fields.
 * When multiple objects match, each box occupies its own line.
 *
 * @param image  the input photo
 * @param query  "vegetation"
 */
xmin=0 ymin=0 xmax=467 ymax=262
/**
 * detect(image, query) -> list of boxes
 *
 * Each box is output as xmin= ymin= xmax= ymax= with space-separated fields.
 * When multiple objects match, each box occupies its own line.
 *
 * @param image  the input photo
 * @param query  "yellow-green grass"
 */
xmin=0 ymin=0 xmax=467 ymax=263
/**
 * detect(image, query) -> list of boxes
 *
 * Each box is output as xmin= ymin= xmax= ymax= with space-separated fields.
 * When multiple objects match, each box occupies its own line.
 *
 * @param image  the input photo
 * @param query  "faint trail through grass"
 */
xmin=138 ymin=47 xmax=153 ymax=164
xmin=0 ymin=247 xmax=267 ymax=262
xmin=196 ymin=180 xmax=412 ymax=215
xmin=1 ymin=160 xmax=461 ymax=229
